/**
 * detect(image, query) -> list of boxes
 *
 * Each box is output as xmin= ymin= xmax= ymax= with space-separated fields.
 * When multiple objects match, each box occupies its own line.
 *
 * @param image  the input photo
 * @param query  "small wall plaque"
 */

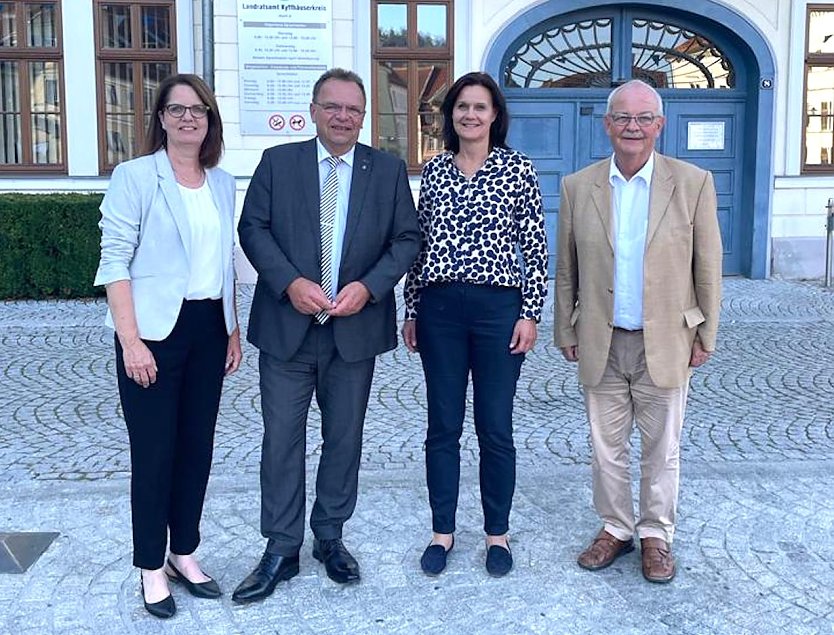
xmin=687 ymin=121 xmax=725 ymax=150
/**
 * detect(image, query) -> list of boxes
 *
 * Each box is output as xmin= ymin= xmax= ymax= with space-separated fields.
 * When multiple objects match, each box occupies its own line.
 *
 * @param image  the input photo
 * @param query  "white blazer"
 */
xmin=94 ymin=149 xmax=238 ymax=341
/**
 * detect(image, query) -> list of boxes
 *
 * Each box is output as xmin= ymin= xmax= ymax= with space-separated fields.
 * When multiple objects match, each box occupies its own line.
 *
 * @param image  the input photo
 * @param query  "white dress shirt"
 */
xmin=609 ymin=153 xmax=654 ymax=330
xmin=179 ymin=180 xmax=223 ymax=300
xmin=316 ymin=139 xmax=355 ymax=297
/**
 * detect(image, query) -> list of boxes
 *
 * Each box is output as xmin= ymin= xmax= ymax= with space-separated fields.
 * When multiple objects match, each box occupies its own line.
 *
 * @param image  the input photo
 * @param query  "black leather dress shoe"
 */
xmin=166 ymin=558 xmax=221 ymax=599
xmin=141 ymin=574 xmax=176 ymax=619
xmin=312 ymin=538 xmax=360 ymax=584
xmin=232 ymin=551 xmax=300 ymax=604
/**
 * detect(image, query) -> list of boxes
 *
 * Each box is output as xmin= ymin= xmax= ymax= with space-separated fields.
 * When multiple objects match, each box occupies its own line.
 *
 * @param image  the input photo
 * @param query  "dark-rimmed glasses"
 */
xmin=164 ymin=103 xmax=210 ymax=119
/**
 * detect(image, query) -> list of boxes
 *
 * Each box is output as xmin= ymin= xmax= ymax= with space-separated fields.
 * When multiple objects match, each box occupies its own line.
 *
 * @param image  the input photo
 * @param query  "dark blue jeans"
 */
xmin=416 ymin=282 xmax=524 ymax=535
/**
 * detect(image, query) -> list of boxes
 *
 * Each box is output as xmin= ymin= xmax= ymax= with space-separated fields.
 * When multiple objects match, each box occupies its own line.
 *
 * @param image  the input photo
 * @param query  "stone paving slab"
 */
xmin=0 ymin=279 xmax=833 ymax=634
xmin=0 ymin=466 xmax=832 ymax=635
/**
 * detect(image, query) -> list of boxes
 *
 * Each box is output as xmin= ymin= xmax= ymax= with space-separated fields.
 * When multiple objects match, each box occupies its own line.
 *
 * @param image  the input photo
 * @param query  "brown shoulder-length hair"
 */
xmin=441 ymin=72 xmax=509 ymax=154
xmin=143 ymin=73 xmax=223 ymax=168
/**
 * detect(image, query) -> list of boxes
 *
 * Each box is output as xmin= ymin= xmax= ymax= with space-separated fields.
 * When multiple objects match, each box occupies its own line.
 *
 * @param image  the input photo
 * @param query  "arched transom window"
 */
xmin=504 ymin=12 xmax=735 ymax=89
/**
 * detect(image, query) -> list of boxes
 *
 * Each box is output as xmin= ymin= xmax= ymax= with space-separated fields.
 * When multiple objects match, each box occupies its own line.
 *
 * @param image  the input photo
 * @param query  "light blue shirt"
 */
xmin=609 ymin=153 xmax=654 ymax=330
xmin=316 ymin=139 xmax=355 ymax=297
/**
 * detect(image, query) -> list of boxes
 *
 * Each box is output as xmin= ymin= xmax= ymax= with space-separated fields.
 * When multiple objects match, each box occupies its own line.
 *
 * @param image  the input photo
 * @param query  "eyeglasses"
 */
xmin=608 ymin=112 xmax=659 ymax=127
xmin=314 ymin=101 xmax=366 ymax=118
xmin=164 ymin=103 xmax=210 ymax=119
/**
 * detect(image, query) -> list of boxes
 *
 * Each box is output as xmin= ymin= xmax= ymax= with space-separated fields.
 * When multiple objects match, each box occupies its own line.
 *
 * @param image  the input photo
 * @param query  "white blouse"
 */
xmin=178 ymin=181 xmax=223 ymax=300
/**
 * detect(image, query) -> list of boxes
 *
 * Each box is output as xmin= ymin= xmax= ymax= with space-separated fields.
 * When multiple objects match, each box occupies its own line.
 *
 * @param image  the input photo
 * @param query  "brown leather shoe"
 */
xmin=640 ymin=537 xmax=675 ymax=583
xmin=577 ymin=529 xmax=634 ymax=571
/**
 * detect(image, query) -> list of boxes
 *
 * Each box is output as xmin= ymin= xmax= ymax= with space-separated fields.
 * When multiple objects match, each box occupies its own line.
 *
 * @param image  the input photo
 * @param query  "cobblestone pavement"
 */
xmin=0 ymin=279 xmax=832 ymax=634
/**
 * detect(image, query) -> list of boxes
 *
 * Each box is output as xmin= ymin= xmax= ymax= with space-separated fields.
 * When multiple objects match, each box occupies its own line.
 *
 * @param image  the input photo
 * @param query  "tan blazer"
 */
xmin=554 ymin=153 xmax=722 ymax=388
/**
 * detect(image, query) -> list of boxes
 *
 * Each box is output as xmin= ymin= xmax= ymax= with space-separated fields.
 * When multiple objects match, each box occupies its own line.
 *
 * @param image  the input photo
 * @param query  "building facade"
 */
xmin=2 ymin=0 xmax=833 ymax=280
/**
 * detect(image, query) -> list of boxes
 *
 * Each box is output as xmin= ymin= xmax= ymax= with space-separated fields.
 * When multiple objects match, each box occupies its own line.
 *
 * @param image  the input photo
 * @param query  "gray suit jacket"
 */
xmin=238 ymin=139 xmax=420 ymax=362
xmin=95 ymin=149 xmax=238 ymax=340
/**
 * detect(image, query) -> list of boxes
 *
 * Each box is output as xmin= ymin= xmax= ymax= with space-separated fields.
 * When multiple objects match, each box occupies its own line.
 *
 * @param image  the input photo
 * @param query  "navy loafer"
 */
xmin=485 ymin=544 xmax=513 ymax=577
xmin=420 ymin=538 xmax=454 ymax=576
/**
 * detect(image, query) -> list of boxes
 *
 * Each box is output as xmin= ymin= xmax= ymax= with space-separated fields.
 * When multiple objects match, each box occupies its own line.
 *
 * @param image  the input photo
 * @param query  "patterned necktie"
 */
xmin=316 ymin=155 xmax=342 ymax=324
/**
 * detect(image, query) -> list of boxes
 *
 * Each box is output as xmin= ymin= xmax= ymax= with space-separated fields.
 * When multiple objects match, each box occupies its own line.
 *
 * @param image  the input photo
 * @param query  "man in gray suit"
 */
xmin=233 ymin=68 xmax=420 ymax=603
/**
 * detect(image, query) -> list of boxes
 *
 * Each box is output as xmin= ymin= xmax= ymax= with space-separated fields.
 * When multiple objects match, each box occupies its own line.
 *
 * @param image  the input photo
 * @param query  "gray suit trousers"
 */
xmin=258 ymin=320 xmax=375 ymax=556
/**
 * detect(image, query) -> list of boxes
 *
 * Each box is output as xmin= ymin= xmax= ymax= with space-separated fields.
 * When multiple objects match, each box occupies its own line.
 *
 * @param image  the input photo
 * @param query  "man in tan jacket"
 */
xmin=555 ymin=80 xmax=722 ymax=583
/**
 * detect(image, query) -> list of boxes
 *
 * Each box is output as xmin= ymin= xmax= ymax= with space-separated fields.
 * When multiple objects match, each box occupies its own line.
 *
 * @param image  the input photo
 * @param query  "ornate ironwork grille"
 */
xmin=631 ymin=20 xmax=734 ymax=88
xmin=505 ymin=19 xmax=612 ymax=88
xmin=504 ymin=15 xmax=734 ymax=89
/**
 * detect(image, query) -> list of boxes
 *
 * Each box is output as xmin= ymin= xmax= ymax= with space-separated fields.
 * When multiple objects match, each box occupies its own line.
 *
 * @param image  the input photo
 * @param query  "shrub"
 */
xmin=0 ymin=193 xmax=105 ymax=299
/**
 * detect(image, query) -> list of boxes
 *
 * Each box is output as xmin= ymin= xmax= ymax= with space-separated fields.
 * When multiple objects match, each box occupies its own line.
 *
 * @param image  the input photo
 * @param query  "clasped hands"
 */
xmin=286 ymin=277 xmax=370 ymax=318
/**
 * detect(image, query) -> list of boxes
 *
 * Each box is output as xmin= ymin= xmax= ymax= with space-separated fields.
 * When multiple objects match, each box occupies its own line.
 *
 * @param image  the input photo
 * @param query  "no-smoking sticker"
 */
xmin=290 ymin=114 xmax=306 ymax=131
xmin=268 ymin=114 xmax=285 ymax=131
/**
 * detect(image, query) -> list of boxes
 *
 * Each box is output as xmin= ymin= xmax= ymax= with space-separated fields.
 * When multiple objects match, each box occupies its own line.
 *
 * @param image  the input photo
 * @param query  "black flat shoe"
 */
xmin=140 ymin=574 xmax=176 ymax=619
xmin=312 ymin=538 xmax=360 ymax=584
xmin=166 ymin=558 xmax=221 ymax=599
xmin=485 ymin=544 xmax=513 ymax=577
xmin=420 ymin=537 xmax=454 ymax=576
xmin=232 ymin=550 xmax=300 ymax=604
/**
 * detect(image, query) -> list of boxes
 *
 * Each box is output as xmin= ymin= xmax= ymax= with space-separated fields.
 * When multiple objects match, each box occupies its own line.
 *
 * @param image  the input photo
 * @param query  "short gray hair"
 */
xmin=606 ymin=80 xmax=664 ymax=115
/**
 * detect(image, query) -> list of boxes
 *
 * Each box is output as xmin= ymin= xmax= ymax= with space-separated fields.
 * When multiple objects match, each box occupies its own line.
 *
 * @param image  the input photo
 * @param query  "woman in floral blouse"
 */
xmin=402 ymin=71 xmax=548 ymax=577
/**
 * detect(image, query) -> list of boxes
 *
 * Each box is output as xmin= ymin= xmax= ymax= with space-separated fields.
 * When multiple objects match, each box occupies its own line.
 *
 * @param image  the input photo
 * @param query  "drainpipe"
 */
xmin=201 ymin=0 xmax=215 ymax=90
xmin=826 ymin=198 xmax=834 ymax=287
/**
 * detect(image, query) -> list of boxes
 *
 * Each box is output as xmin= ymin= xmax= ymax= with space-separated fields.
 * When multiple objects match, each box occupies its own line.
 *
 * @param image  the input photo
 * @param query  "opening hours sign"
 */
xmin=237 ymin=1 xmax=333 ymax=135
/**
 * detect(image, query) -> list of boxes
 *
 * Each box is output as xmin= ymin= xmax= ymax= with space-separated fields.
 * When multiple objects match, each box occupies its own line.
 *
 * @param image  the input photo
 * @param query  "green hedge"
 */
xmin=0 ymin=193 xmax=105 ymax=299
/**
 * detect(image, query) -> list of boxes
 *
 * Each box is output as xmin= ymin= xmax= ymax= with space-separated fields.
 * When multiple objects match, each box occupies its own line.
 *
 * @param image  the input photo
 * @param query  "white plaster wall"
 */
xmin=63 ymin=0 xmax=98 ymax=177
xmin=770 ymin=0 xmax=834 ymax=268
xmin=176 ymin=0 xmax=196 ymax=69
xmin=773 ymin=177 xmax=834 ymax=236
xmin=192 ymin=0 xmax=203 ymax=76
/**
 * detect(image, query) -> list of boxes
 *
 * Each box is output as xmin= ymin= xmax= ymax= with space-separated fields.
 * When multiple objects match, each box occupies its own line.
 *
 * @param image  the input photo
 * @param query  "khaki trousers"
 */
xmin=583 ymin=328 xmax=689 ymax=544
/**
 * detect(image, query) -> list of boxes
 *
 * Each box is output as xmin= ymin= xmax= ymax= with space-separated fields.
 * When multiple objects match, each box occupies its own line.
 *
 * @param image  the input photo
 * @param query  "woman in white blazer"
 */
xmin=94 ymin=74 xmax=241 ymax=619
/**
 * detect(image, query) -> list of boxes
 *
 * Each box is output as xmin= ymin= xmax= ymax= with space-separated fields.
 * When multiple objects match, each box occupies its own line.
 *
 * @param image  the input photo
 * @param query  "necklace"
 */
xmin=173 ymin=167 xmax=205 ymax=188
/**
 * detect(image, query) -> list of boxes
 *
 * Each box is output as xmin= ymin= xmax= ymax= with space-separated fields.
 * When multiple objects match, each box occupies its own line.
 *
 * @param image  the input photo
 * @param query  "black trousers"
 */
xmin=416 ymin=283 xmax=524 ymax=536
xmin=258 ymin=320 xmax=375 ymax=557
xmin=116 ymin=299 xmax=227 ymax=569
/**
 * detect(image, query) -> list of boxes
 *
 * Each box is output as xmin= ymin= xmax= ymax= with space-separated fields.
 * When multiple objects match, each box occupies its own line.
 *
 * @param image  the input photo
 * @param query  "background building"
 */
xmin=2 ymin=0 xmax=833 ymax=280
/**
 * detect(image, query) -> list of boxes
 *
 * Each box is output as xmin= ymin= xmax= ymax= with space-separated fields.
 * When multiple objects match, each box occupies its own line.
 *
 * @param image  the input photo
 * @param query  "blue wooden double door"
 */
xmin=495 ymin=2 xmax=757 ymax=276
xmin=507 ymin=97 xmax=746 ymax=275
